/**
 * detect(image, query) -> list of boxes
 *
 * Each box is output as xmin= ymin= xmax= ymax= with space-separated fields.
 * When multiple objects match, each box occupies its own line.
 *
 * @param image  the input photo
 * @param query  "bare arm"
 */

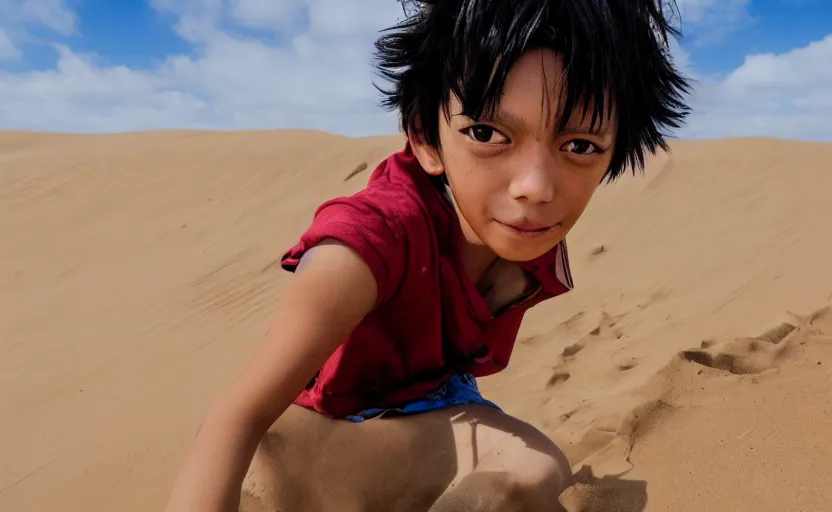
xmin=164 ymin=240 xmax=379 ymax=512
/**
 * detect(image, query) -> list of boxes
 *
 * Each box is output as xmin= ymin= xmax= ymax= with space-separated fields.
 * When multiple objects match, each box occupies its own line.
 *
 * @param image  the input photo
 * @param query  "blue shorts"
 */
xmin=345 ymin=373 xmax=502 ymax=423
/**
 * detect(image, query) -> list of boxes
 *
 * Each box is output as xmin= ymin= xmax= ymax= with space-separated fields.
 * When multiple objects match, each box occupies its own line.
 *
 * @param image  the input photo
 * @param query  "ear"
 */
xmin=407 ymin=117 xmax=445 ymax=177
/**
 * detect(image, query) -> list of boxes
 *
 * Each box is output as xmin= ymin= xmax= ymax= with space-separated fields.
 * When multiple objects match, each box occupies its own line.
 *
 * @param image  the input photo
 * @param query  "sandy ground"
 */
xmin=1 ymin=130 xmax=831 ymax=511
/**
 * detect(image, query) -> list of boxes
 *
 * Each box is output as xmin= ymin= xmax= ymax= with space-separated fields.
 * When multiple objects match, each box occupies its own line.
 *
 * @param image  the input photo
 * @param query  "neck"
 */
xmin=460 ymin=241 xmax=498 ymax=284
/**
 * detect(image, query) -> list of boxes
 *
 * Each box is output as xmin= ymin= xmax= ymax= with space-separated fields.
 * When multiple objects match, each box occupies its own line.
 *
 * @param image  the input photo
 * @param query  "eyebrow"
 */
xmin=472 ymin=108 xmax=612 ymax=138
xmin=560 ymin=122 xmax=612 ymax=138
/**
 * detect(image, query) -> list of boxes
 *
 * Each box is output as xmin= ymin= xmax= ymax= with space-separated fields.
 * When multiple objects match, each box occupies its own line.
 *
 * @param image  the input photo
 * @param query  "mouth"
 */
xmin=497 ymin=219 xmax=561 ymax=237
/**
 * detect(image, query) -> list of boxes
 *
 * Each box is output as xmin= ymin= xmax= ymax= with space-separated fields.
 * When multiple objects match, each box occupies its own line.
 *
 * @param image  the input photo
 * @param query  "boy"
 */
xmin=164 ymin=0 xmax=689 ymax=510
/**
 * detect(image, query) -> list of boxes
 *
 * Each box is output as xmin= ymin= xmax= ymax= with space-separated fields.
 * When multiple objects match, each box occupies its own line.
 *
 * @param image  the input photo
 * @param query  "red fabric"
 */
xmin=280 ymin=143 xmax=573 ymax=418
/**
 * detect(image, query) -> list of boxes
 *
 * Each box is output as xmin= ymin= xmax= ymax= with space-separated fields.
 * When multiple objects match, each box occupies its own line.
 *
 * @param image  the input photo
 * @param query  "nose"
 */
xmin=507 ymin=149 xmax=558 ymax=204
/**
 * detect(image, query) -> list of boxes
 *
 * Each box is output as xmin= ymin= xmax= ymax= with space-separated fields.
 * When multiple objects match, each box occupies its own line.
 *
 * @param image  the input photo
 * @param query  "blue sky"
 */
xmin=689 ymin=0 xmax=831 ymax=73
xmin=0 ymin=0 xmax=831 ymax=140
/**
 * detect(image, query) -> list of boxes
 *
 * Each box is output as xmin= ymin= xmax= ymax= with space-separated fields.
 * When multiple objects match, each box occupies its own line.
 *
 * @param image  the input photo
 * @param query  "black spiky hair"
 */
xmin=374 ymin=0 xmax=691 ymax=181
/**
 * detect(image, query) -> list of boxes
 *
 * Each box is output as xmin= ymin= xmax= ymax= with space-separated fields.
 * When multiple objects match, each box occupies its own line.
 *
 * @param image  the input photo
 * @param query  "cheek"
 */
xmin=461 ymin=162 xmax=508 ymax=208
xmin=447 ymin=161 xmax=508 ymax=225
xmin=562 ymin=173 xmax=602 ymax=216
xmin=448 ymin=147 xmax=498 ymax=189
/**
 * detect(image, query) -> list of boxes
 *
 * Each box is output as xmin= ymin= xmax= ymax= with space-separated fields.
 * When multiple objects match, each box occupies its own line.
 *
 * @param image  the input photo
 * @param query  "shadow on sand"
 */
xmin=559 ymin=465 xmax=648 ymax=512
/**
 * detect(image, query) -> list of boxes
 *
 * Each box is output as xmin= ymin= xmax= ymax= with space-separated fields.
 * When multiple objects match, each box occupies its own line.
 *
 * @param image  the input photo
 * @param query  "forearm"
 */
xmin=164 ymin=242 xmax=378 ymax=510
xmin=164 ymin=399 xmax=269 ymax=512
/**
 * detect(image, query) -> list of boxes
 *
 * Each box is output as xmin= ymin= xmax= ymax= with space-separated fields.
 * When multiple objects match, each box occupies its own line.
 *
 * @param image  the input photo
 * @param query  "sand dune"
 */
xmin=1 ymin=130 xmax=831 ymax=511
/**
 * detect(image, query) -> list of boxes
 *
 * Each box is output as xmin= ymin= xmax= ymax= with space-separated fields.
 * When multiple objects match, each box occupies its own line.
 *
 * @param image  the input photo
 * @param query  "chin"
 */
xmin=490 ymin=240 xmax=554 ymax=263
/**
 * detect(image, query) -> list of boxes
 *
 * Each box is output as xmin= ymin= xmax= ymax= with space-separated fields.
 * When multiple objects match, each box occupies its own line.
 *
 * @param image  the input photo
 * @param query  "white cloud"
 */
xmin=0 ymin=28 xmax=20 ymax=60
xmin=722 ymin=35 xmax=832 ymax=92
xmin=0 ymin=0 xmax=829 ymax=142
xmin=0 ymin=45 xmax=209 ymax=132
xmin=0 ymin=0 xmax=406 ymax=135
xmin=229 ymin=0 xmax=307 ymax=30
xmin=149 ymin=0 xmax=225 ymax=43
xmin=677 ymin=0 xmax=749 ymax=24
xmin=676 ymin=0 xmax=752 ymax=44
xmin=0 ymin=0 xmax=78 ymax=35
xmin=670 ymin=37 xmax=696 ymax=79
xmin=19 ymin=0 xmax=78 ymax=35
xmin=680 ymin=34 xmax=832 ymax=140
xmin=0 ymin=0 xmax=77 ymax=65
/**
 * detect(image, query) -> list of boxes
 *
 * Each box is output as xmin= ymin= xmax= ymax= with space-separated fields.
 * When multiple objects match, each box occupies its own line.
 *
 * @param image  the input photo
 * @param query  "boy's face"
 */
xmin=412 ymin=48 xmax=616 ymax=263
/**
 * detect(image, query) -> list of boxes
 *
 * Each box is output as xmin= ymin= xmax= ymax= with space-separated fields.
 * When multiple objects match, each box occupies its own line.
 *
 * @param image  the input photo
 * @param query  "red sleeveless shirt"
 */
xmin=280 ymin=144 xmax=574 ymax=418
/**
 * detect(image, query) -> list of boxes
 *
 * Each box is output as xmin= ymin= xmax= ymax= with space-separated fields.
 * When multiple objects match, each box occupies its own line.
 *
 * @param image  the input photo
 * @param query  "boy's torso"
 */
xmin=280 ymin=144 xmax=573 ymax=418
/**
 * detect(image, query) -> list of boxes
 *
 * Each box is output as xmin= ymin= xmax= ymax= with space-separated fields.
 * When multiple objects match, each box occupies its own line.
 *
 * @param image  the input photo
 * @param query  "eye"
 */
xmin=462 ymin=125 xmax=510 ymax=144
xmin=562 ymin=139 xmax=602 ymax=155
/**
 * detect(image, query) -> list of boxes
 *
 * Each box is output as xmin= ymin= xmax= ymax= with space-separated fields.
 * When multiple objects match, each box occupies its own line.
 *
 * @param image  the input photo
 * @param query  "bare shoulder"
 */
xmin=279 ymin=237 xmax=382 ymax=339
xmin=297 ymin=238 xmax=375 ymax=282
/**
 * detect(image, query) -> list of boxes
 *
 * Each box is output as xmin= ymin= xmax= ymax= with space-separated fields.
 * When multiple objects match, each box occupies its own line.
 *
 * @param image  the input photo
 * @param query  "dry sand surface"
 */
xmin=1 ymin=130 xmax=831 ymax=511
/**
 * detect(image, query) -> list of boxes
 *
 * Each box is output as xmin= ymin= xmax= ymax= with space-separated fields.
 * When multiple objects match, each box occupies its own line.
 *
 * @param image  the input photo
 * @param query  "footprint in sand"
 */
xmin=680 ymin=320 xmax=799 ymax=375
xmin=559 ymin=311 xmax=625 ymax=359
xmin=560 ymin=310 xmax=587 ymax=330
xmin=700 ymin=339 xmax=716 ymax=349
xmin=561 ymin=342 xmax=584 ymax=358
xmin=617 ymin=359 xmax=639 ymax=372
xmin=520 ymin=310 xmax=587 ymax=346
xmin=562 ymin=304 xmax=832 ymax=512
xmin=547 ymin=369 xmax=571 ymax=388
xmin=548 ymin=311 xmax=627 ymax=387
xmin=519 ymin=311 xmax=587 ymax=346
